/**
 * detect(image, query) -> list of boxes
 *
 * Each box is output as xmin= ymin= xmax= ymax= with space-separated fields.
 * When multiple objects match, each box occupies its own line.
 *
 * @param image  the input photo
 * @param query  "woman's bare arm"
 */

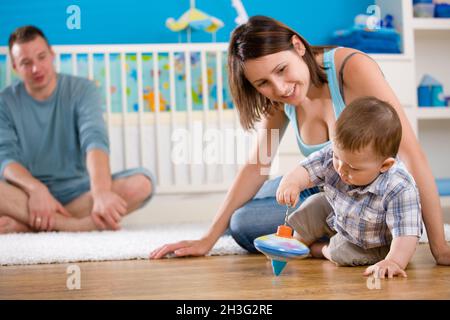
xmin=150 ymin=109 xmax=289 ymax=258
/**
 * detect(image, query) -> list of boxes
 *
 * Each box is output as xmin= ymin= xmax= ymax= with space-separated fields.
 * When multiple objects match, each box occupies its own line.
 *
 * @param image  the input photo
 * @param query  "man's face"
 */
xmin=10 ymin=36 xmax=56 ymax=93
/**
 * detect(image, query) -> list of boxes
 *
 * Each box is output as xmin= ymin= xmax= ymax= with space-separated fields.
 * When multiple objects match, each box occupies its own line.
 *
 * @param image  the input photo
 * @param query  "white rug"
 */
xmin=0 ymin=223 xmax=247 ymax=266
xmin=1 ymin=223 xmax=449 ymax=266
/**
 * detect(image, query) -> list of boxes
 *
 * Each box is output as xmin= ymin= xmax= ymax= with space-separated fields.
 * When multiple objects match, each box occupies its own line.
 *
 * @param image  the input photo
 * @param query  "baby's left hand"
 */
xmin=363 ymin=259 xmax=407 ymax=278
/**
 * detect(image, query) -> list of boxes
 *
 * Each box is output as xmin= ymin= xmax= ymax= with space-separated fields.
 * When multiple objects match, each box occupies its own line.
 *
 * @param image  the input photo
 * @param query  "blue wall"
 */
xmin=0 ymin=0 xmax=373 ymax=45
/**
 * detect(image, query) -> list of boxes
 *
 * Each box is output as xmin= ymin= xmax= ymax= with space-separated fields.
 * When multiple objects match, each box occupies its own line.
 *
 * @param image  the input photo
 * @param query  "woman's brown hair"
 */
xmin=228 ymin=15 xmax=331 ymax=130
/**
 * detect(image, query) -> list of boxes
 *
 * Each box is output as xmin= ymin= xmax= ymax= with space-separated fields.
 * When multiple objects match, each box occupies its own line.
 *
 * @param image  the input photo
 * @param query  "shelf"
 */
xmin=414 ymin=107 xmax=450 ymax=119
xmin=413 ymin=18 xmax=450 ymax=30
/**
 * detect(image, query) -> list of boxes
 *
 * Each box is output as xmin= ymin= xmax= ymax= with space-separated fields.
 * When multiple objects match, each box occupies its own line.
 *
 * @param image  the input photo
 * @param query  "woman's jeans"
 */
xmin=229 ymin=176 xmax=320 ymax=253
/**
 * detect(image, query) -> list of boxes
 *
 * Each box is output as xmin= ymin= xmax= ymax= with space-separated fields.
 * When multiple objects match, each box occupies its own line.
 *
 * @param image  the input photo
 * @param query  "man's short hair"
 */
xmin=8 ymin=25 xmax=50 ymax=52
xmin=335 ymin=96 xmax=402 ymax=159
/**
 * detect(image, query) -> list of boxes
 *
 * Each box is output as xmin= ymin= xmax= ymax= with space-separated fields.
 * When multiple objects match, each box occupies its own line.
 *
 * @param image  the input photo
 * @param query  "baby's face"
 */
xmin=332 ymin=143 xmax=393 ymax=186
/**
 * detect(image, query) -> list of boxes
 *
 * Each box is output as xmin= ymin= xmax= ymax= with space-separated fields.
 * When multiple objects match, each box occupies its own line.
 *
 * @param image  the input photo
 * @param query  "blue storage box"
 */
xmin=418 ymin=86 xmax=432 ymax=106
xmin=435 ymin=3 xmax=450 ymax=18
xmin=418 ymin=74 xmax=447 ymax=107
xmin=436 ymin=178 xmax=450 ymax=196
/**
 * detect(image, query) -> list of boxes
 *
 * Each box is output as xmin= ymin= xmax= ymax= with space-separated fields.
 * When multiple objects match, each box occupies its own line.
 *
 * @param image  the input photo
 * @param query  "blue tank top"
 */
xmin=284 ymin=48 xmax=346 ymax=157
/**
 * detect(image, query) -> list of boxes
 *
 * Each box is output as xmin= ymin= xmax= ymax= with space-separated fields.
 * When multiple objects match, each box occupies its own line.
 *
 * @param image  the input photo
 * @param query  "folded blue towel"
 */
xmin=334 ymin=27 xmax=400 ymax=41
xmin=331 ymin=37 xmax=400 ymax=53
xmin=355 ymin=40 xmax=400 ymax=53
xmin=331 ymin=27 xmax=401 ymax=53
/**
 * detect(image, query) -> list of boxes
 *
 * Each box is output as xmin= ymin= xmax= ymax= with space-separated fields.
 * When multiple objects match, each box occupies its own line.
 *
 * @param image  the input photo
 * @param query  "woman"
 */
xmin=151 ymin=16 xmax=450 ymax=265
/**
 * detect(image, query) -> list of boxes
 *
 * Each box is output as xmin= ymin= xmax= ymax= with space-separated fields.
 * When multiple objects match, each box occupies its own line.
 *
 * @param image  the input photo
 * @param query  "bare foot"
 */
xmin=310 ymin=241 xmax=327 ymax=258
xmin=56 ymin=215 xmax=105 ymax=232
xmin=0 ymin=215 xmax=118 ymax=234
xmin=0 ymin=216 xmax=31 ymax=234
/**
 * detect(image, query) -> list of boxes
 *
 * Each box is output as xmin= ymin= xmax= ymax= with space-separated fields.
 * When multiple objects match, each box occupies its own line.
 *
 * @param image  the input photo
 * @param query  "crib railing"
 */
xmin=0 ymin=43 xmax=244 ymax=194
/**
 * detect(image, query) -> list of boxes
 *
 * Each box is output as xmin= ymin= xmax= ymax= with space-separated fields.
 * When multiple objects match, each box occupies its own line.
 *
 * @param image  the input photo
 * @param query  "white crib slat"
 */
xmin=88 ymin=53 xmax=94 ymax=80
xmin=200 ymin=50 xmax=209 ymax=184
xmin=185 ymin=50 xmax=194 ymax=185
xmin=152 ymin=51 xmax=162 ymax=188
xmin=72 ymin=53 xmax=78 ymax=76
xmin=169 ymin=51 xmax=177 ymax=186
xmin=136 ymin=53 xmax=147 ymax=175
xmin=104 ymin=53 xmax=113 ymax=140
xmin=55 ymin=53 xmax=61 ymax=73
xmin=5 ymin=55 xmax=11 ymax=86
xmin=216 ymin=50 xmax=226 ymax=182
xmin=120 ymin=53 xmax=129 ymax=169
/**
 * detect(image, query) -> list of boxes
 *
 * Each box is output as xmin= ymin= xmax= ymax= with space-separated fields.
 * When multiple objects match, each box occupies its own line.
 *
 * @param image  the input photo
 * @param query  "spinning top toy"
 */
xmin=253 ymin=206 xmax=310 ymax=276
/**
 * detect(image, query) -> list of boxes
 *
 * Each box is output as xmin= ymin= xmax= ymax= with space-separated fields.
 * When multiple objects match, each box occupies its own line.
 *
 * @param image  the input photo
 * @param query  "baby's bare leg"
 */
xmin=293 ymin=230 xmax=328 ymax=258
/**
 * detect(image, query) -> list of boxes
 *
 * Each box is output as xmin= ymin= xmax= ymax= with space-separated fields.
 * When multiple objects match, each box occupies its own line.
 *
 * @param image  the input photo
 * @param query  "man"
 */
xmin=0 ymin=26 xmax=154 ymax=233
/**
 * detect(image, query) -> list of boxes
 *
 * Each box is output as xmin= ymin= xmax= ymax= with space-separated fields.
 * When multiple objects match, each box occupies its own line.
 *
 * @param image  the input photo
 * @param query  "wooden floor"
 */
xmin=1 ymin=244 xmax=450 ymax=300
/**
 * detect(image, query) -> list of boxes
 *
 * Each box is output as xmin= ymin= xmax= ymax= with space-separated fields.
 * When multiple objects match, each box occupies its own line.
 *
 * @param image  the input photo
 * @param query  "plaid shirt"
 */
xmin=300 ymin=144 xmax=422 ymax=249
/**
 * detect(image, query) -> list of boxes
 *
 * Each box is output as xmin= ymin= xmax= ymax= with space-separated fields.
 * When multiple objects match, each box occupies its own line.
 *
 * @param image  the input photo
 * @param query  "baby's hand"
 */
xmin=363 ymin=259 xmax=407 ymax=279
xmin=276 ymin=176 xmax=301 ymax=207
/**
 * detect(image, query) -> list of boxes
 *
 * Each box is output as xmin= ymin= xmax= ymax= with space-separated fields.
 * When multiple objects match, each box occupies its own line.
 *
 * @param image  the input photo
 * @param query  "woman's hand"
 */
xmin=91 ymin=190 xmax=128 ymax=230
xmin=149 ymin=238 xmax=214 ymax=259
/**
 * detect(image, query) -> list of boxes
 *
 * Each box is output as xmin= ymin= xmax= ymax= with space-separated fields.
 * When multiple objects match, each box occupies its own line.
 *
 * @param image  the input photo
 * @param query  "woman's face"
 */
xmin=243 ymin=46 xmax=311 ymax=106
